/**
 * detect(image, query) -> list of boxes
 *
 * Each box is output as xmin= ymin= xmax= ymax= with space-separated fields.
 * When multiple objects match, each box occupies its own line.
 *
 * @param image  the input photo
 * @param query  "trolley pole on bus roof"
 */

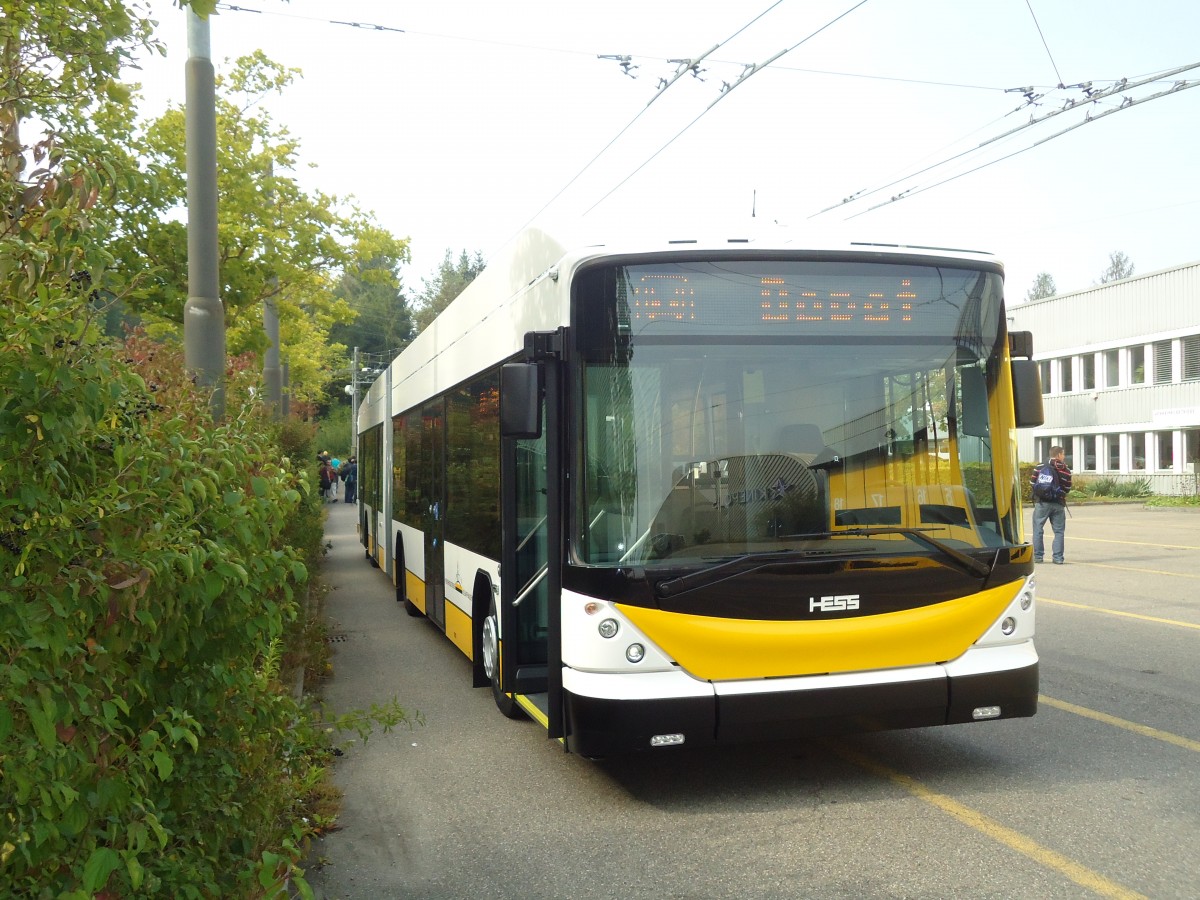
xmin=182 ymin=7 xmax=226 ymax=419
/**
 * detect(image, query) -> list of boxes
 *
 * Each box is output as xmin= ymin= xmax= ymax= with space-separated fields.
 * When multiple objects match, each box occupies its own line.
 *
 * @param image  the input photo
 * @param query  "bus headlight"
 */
xmin=598 ymin=618 xmax=619 ymax=639
xmin=1019 ymin=577 xmax=1035 ymax=610
xmin=625 ymin=643 xmax=645 ymax=663
xmin=1000 ymin=617 xmax=1017 ymax=635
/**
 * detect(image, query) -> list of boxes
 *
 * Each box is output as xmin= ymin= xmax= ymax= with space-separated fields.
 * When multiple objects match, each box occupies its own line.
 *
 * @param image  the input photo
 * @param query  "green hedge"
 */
xmin=0 ymin=300 xmax=328 ymax=895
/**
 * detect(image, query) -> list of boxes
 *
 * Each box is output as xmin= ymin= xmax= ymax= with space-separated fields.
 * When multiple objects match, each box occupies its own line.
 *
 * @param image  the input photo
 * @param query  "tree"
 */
xmin=328 ymin=255 xmax=415 ymax=361
xmin=1099 ymin=250 xmax=1134 ymax=284
xmin=1025 ymin=272 xmax=1057 ymax=302
xmin=413 ymin=248 xmax=487 ymax=333
xmin=108 ymin=52 xmax=410 ymax=406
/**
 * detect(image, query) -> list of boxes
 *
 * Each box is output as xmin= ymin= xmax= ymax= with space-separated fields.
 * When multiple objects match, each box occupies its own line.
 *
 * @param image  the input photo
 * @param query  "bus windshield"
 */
xmin=575 ymin=259 xmax=1019 ymax=567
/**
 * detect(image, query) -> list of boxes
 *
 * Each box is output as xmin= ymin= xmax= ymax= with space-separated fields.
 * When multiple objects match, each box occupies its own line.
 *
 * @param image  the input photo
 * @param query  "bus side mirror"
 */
xmin=501 ymin=363 xmax=541 ymax=438
xmin=1011 ymin=359 xmax=1044 ymax=428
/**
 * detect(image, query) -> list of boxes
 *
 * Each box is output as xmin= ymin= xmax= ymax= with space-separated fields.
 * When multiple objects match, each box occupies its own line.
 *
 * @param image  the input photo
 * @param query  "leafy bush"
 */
xmin=3 ymin=301 xmax=306 ymax=893
xmin=314 ymin=403 xmax=353 ymax=461
xmin=1 ymin=6 xmax=408 ymax=894
xmin=1073 ymin=476 xmax=1151 ymax=499
xmin=960 ymin=463 xmax=994 ymax=506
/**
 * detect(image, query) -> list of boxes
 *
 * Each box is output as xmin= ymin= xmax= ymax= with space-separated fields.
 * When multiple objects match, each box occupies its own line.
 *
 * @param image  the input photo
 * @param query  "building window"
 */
xmin=1038 ymin=360 xmax=1051 ymax=395
xmin=1131 ymin=433 xmax=1146 ymax=470
xmin=1082 ymin=436 xmax=1097 ymax=471
xmin=1184 ymin=336 xmax=1200 ymax=382
xmin=1157 ymin=431 xmax=1175 ymax=471
xmin=1105 ymin=434 xmax=1121 ymax=471
xmin=1080 ymin=355 xmax=1095 ymax=390
xmin=1153 ymin=340 xmax=1173 ymax=384
xmin=1035 ymin=438 xmax=1049 ymax=461
xmin=1130 ymin=346 xmax=1145 ymax=384
xmin=1104 ymin=349 xmax=1120 ymax=387
xmin=1187 ymin=430 xmax=1200 ymax=472
xmin=1061 ymin=439 xmax=1074 ymax=469
xmin=1059 ymin=358 xmax=1073 ymax=392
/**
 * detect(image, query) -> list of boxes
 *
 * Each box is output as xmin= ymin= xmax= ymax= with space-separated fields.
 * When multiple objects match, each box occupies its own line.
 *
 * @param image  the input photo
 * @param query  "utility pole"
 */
xmin=263 ymin=161 xmax=282 ymax=418
xmin=281 ymin=358 xmax=291 ymax=418
xmin=182 ymin=7 xmax=226 ymax=418
xmin=349 ymin=346 xmax=359 ymax=455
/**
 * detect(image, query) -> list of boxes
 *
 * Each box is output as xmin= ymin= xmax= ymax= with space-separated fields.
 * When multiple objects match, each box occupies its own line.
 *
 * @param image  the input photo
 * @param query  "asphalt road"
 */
xmin=305 ymin=500 xmax=1200 ymax=900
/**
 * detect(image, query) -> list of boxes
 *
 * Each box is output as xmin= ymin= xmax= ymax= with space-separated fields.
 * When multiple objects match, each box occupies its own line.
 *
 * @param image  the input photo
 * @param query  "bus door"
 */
xmin=500 ymin=351 xmax=563 ymax=739
xmin=422 ymin=400 xmax=446 ymax=629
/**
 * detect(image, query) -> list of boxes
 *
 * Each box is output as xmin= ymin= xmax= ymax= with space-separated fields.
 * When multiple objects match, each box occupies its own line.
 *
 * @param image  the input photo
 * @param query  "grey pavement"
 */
xmin=301 ymin=499 xmax=1200 ymax=899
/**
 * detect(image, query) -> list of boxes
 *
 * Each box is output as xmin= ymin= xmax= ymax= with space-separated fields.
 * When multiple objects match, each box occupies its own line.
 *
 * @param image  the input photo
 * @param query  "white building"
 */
xmin=1008 ymin=260 xmax=1200 ymax=495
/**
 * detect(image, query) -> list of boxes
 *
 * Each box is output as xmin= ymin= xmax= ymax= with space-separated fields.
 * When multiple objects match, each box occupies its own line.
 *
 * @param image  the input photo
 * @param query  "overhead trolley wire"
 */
xmin=814 ymin=60 xmax=1200 ymax=219
xmin=212 ymin=2 xmax=1020 ymax=97
xmin=843 ymin=76 xmax=1200 ymax=219
xmin=581 ymin=0 xmax=872 ymax=216
xmin=1024 ymin=0 xmax=1066 ymax=87
xmin=491 ymin=0 xmax=787 ymax=252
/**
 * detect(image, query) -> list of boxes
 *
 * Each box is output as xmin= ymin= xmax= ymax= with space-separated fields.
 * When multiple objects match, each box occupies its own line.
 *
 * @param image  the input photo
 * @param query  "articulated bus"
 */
xmin=355 ymin=226 xmax=1045 ymax=757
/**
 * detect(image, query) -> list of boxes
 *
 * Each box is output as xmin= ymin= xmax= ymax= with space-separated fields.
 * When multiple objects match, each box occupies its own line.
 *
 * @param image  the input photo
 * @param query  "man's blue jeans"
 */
xmin=1032 ymin=500 xmax=1066 ymax=563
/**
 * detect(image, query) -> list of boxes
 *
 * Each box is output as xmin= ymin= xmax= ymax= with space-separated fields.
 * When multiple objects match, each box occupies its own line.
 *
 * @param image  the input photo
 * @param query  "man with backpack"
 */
xmin=1031 ymin=445 xmax=1073 ymax=564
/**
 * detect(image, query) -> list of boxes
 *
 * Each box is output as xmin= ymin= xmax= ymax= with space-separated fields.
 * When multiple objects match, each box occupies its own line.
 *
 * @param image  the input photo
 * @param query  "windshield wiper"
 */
xmin=655 ymin=542 xmax=860 ymax=598
xmin=836 ymin=527 xmax=993 ymax=579
xmin=653 ymin=528 xmax=992 ymax=599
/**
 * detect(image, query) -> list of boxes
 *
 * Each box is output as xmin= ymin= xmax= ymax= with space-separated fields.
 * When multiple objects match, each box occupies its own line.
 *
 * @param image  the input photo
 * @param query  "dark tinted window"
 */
xmin=445 ymin=371 xmax=501 ymax=558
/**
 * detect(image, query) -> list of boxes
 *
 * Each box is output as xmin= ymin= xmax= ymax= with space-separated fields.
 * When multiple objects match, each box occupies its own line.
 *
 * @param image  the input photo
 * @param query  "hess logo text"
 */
xmin=809 ymin=594 xmax=860 ymax=613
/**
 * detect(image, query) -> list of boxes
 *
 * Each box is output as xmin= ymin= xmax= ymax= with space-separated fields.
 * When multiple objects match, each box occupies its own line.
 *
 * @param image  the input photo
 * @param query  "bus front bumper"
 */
xmin=561 ymin=642 xmax=1038 ymax=757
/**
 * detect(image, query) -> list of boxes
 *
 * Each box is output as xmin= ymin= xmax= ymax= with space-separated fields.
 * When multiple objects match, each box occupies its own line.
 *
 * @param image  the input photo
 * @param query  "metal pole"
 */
xmin=281 ymin=358 xmax=291 ymax=418
xmin=350 ymin=346 xmax=359 ymax=457
xmin=183 ymin=8 xmax=225 ymax=418
xmin=263 ymin=160 xmax=282 ymax=417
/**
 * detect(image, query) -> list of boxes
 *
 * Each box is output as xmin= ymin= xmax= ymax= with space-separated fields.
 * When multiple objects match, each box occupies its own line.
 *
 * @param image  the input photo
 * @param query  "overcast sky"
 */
xmin=133 ymin=0 xmax=1200 ymax=302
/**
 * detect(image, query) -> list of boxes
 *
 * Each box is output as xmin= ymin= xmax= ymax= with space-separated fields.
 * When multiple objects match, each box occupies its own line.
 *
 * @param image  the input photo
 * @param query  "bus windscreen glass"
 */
xmin=575 ymin=259 xmax=1017 ymax=567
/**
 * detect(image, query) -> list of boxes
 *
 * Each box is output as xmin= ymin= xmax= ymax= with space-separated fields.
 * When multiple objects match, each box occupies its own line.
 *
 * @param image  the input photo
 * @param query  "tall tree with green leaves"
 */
xmin=1099 ymin=250 xmax=1135 ymax=284
xmin=1025 ymin=272 xmax=1057 ymax=301
xmin=328 ymin=256 xmax=415 ymax=361
xmin=414 ymin=248 xmax=487 ymax=333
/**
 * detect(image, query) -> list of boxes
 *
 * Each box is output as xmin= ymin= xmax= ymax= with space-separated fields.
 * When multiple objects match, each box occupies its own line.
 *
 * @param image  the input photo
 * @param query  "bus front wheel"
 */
xmin=482 ymin=599 xmax=523 ymax=719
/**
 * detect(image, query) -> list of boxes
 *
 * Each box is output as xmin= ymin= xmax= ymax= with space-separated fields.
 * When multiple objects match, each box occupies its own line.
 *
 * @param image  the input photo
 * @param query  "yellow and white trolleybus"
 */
xmin=355 ymin=226 xmax=1045 ymax=757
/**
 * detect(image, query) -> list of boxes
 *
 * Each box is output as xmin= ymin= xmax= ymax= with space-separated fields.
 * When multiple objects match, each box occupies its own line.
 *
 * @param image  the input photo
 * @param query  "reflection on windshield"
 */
xmin=578 ymin=340 xmax=1017 ymax=566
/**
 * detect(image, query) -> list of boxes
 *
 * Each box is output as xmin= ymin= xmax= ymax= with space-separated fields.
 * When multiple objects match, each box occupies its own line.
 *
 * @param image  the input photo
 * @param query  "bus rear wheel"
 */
xmin=482 ymin=600 xmax=523 ymax=719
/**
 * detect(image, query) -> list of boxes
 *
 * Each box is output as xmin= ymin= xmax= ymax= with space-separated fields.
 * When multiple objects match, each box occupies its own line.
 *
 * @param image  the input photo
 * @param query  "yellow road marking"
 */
xmin=1070 ymin=536 xmax=1199 ymax=551
xmin=1076 ymin=562 xmax=1200 ymax=579
xmin=1040 ymin=597 xmax=1200 ymax=631
xmin=1039 ymin=695 xmax=1200 ymax=754
xmin=830 ymin=743 xmax=1146 ymax=899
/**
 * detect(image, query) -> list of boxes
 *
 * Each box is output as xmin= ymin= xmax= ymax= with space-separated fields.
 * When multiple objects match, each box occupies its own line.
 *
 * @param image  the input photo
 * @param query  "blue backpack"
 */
xmin=1033 ymin=462 xmax=1063 ymax=502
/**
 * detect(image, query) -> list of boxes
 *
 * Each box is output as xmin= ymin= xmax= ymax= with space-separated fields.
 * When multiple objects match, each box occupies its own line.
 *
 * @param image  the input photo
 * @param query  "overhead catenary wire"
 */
xmin=581 ymin=0 xmax=872 ymax=216
xmin=814 ymin=60 xmax=1200 ymax=218
xmin=212 ymin=2 xmax=1022 ymax=97
xmin=492 ymin=0 xmax=787 ymax=249
xmin=843 ymin=78 xmax=1200 ymax=219
xmin=1024 ymin=0 xmax=1065 ymax=87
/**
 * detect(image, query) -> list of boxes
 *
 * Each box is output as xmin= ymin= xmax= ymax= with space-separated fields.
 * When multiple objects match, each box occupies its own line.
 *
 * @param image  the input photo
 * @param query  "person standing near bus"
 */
xmin=1031 ymin=445 xmax=1073 ymax=564
xmin=342 ymin=457 xmax=358 ymax=504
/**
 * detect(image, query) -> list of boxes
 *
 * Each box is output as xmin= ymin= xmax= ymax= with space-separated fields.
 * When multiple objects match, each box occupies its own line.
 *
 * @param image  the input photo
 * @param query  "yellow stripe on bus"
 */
xmin=405 ymin=570 xmax=426 ymax=614
xmin=618 ymin=579 xmax=1023 ymax=681
xmin=515 ymin=694 xmax=550 ymax=728
xmin=444 ymin=601 xmax=474 ymax=660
